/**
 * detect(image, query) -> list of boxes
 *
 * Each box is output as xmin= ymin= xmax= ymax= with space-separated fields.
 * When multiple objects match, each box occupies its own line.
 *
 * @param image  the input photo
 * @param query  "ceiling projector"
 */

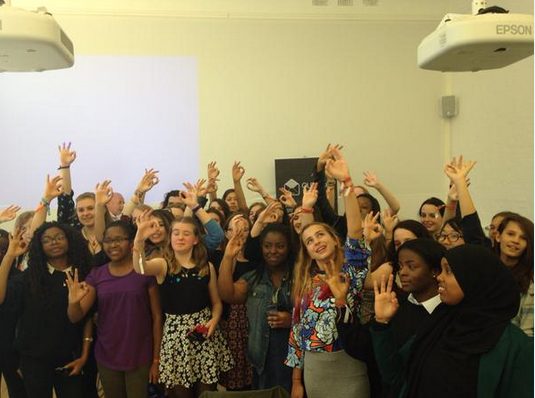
xmin=417 ymin=2 xmax=533 ymax=72
xmin=0 ymin=4 xmax=74 ymax=72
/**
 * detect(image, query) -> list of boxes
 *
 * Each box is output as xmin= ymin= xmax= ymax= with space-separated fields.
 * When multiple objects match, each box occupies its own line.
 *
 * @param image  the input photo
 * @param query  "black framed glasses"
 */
xmin=436 ymin=232 xmax=463 ymax=242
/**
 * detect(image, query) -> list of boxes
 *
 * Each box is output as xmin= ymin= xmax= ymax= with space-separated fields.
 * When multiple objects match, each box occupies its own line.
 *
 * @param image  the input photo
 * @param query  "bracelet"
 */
xmin=375 ymin=317 xmax=390 ymax=325
xmin=40 ymin=197 xmax=51 ymax=215
xmin=191 ymin=204 xmax=201 ymax=213
xmin=57 ymin=165 xmax=70 ymax=170
xmin=83 ymin=337 xmax=93 ymax=343
xmin=300 ymin=207 xmax=314 ymax=214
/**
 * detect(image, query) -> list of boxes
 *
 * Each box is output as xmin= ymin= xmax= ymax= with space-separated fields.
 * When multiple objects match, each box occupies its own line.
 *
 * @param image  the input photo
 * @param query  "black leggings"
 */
xmin=0 ymin=350 xmax=27 ymax=398
xmin=19 ymin=356 xmax=84 ymax=398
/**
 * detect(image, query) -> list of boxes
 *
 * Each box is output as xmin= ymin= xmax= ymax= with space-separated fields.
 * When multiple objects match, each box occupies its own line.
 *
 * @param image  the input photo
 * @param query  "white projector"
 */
xmin=0 ymin=5 xmax=74 ymax=72
xmin=417 ymin=12 xmax=534 ymax=72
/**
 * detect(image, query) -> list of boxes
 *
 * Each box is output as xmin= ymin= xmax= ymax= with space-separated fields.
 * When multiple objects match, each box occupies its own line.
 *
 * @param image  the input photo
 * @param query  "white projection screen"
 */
xmin=0 ymin=55 xmax=199 ymax=210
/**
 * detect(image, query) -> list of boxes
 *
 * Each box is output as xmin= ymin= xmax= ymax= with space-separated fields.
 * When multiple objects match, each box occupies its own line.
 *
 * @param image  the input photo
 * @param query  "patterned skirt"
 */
xmin=219 ymin=304 xmax=253 ymax=390
xmin=159 ymin=307 xmax=234 ymax=388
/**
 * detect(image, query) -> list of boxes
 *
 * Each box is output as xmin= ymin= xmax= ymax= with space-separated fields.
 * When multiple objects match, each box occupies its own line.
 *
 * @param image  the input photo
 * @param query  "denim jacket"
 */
xmin=241 ymin=266 xmax=293 ymax=373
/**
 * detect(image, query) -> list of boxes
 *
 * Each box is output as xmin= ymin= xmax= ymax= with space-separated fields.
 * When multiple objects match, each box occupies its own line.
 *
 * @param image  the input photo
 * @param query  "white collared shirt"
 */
xmin=407 ymin=293 xmax=441 ymax=314
xmin=47 ymin=263 xmax=73 ymax=275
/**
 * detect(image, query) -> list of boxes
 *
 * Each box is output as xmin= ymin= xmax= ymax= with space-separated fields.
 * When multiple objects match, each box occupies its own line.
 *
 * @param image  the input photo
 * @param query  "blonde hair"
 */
xmin=292 ymin=222 xmax=344 ymax=302
xmin=165 ymin=217 xmax=209 ymax=277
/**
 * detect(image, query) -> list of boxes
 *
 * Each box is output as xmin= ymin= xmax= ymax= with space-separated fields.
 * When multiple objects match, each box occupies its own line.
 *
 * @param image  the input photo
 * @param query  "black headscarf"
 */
xmin=406 ymin=244 xmax=520 ymax=398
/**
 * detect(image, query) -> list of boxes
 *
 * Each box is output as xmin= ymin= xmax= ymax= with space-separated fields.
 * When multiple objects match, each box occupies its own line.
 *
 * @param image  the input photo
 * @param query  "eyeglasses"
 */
xmin=41 ymin=234 xmax=66 ymax=245
xmin=436 ymin=232 xmax=463 ymax=242
xmin=102 ymin=237 xmax=130 ymax=245
xmin=420 ymin=212 xmax=441 ymax=219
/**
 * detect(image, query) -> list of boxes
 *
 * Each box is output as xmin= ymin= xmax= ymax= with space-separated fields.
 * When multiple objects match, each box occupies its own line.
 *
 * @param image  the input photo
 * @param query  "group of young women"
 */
xmin=0 ymin=144 xmax=533 ymax=398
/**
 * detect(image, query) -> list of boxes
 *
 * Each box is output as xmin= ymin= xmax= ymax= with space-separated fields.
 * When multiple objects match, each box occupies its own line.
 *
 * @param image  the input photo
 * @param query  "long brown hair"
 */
xmin=165 ymin=217 xmax=209 ymax=276
xmin=292 ymin=222 xmax=344 ymax=302
xmin=495 ymin=214 xmax=533 ymax=294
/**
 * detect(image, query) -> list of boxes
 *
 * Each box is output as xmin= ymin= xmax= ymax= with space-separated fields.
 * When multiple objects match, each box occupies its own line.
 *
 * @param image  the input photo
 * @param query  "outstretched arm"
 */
xmin=363 ymin=171 xmax=401 ymax=215
xmin=207 ymin=161 xmax=220 ymax=202
xmin=326 ymin=148 xmax=362 ymax=239
xmin=232 ymin=161 xmax=249 ymax=211
xmin=246 ymin=177 xmax=276 ymax=204
xmin=94 ymin=180 xmax=113 ymax=243
xmin=30 ymin=175 xmax=64 ymax=237
xmin=123 ymin=168 xmax=159 ymax=217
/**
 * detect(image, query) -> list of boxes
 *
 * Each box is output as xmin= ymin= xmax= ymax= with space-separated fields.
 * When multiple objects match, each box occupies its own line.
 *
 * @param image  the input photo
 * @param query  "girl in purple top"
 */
xmin=66 ymin=221 xmax=162 ymax=398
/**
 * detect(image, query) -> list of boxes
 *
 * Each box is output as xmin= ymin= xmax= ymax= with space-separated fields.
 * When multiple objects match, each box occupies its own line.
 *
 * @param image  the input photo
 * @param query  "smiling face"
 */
xmin=41 ymin=226 xmax=69 ymax=260
xmin=419 ymin=204 xmax=443 ymax=235
xmin=148 ymin=215 xmax=168 ymax=245
xmin=496 ymin=221 xmax=528 ymax=266
xmin=393 ymin=228 xmax=417 ymax=252
xmin=398 ymin=248 xmax=437 ymax=301
xmin=262 ymin=231 xmax=289 ymax=269
xmin=302 ymin=224 xmax=339 ymax=263
xmin=76 ymin=198 xmax=96 ymax=227
xmin=437 ymin=224 xmax=465 ymax=250
xmin=102 ymin=226 xmax=132 ymax=262
xmin=171 ymin=222 xmax=199 ymax=253
xmin=437 ymin=257 xmax=464 ymax=305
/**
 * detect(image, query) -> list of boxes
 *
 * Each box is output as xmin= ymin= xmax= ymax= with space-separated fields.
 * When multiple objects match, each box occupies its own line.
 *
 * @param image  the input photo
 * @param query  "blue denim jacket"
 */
xmin=241 ymin=267 xmax=293 ymax=373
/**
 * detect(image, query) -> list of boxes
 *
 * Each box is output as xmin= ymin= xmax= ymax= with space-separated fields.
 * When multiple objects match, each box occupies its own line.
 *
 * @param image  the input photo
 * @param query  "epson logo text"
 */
xmin=496 ymin=24 xmax=532 ymax=35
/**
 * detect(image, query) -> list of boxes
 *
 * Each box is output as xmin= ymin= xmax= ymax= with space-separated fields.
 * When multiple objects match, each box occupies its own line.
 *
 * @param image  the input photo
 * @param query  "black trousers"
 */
xmin=0 ymin=349 xmax=27 ymax=398
xmin=19 ymin=355 xmax=84 ymax=398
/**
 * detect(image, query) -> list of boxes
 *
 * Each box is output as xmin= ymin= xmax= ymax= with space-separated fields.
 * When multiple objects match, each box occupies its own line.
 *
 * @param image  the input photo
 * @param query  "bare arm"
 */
xmin=58 ymin=142 xmax=76 ymax=195
xmin=363 ymin=171 xmax=401 ymax=215
xmin=148 ymin=283 xmax=163 ymax=383
xmin=132 ymin=211 xmax=167 ymax=283
xmin=123 ymin=168 xmax=159 ymax=216
xmin=217 ymin=234 xmax=249 ymax=304
xmin=232 ymin=161 xmax=248 ymax=211
xmin=94 ymin=180 xmax=113 ymax=243
xmin=326 ymin=149 xmax=362 ymax=239
xmin=246 ymin=177 xmax=276 ymax=205
xmin=206 ymin=263 xmax=223 ymax=337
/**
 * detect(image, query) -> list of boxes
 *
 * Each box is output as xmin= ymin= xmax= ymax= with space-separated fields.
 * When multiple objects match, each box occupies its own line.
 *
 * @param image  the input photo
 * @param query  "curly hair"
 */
xmin=27 ymin=222 xmax=92 ymax=302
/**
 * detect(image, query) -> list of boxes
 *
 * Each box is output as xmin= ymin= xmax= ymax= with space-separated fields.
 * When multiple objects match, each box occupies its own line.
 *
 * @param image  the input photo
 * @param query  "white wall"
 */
xmin=2 ymin=0 xmax=533 ymax=230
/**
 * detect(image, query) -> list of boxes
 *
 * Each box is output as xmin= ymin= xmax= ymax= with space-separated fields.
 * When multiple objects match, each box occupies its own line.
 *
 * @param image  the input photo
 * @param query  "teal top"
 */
xmin=371 ymin=322 xmax=534 ymax=398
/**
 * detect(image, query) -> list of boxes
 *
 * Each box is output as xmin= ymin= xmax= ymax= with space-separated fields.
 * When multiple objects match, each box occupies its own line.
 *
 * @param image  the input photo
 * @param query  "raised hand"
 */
xmin=136 ymin=168 xmax=159 ymax=195
xmin=246 ymin=177 xmax=264 ymax=193
xmin=319 ymin=260 xmax=349 ymax=302
xmin=317 ymin=144 xmax=344 ymax=171
xmin=363 ymin=171 xmax=380 ymax=189
xmin=135 ymin=210 xmax=159 ymax=241
xmin=58 ymin=142 xmax=77 ymax=167
xmin=278 ymin=187 xmax=297 ymax=208
xmin=6 ymin=228 xmax=30 ymax=257
xmin=183 ymin=179 xmax=207 ymax=197
xmin=224 ymin=224 xmax=246 ymax=259
xmin=0 ymin=205 xmax=21 ymax=223
xmin=444 ymin=155 xmax=476 ymax=185
xmin=256 ymin=202 xmax=281 ymax=225
xmin=301 ymin=182 xmax=318 ymax=209
xmin=373 ymin=274 xmax=399 ymax=323
xmin=363 ymin=211 xmax=383 ymax=244
xmin=232 ymin=161 xmax=245 ymax=182
xmin=381 ymin=209 xmax=399 ymax=235
xmin=65 ymin=268 xmax=90 ymax=304
xmin=207 ymin=161 xmax=220 ymax=180
xmin=95 ymin=180 xmax=113 ymax=206
xmin=325 ymin=148 xmax=351 ymax=183
xmin=180 ymin=190 xmax=199 ymax=209
xmin=44 ymin=175 xmax=64 ymax=201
